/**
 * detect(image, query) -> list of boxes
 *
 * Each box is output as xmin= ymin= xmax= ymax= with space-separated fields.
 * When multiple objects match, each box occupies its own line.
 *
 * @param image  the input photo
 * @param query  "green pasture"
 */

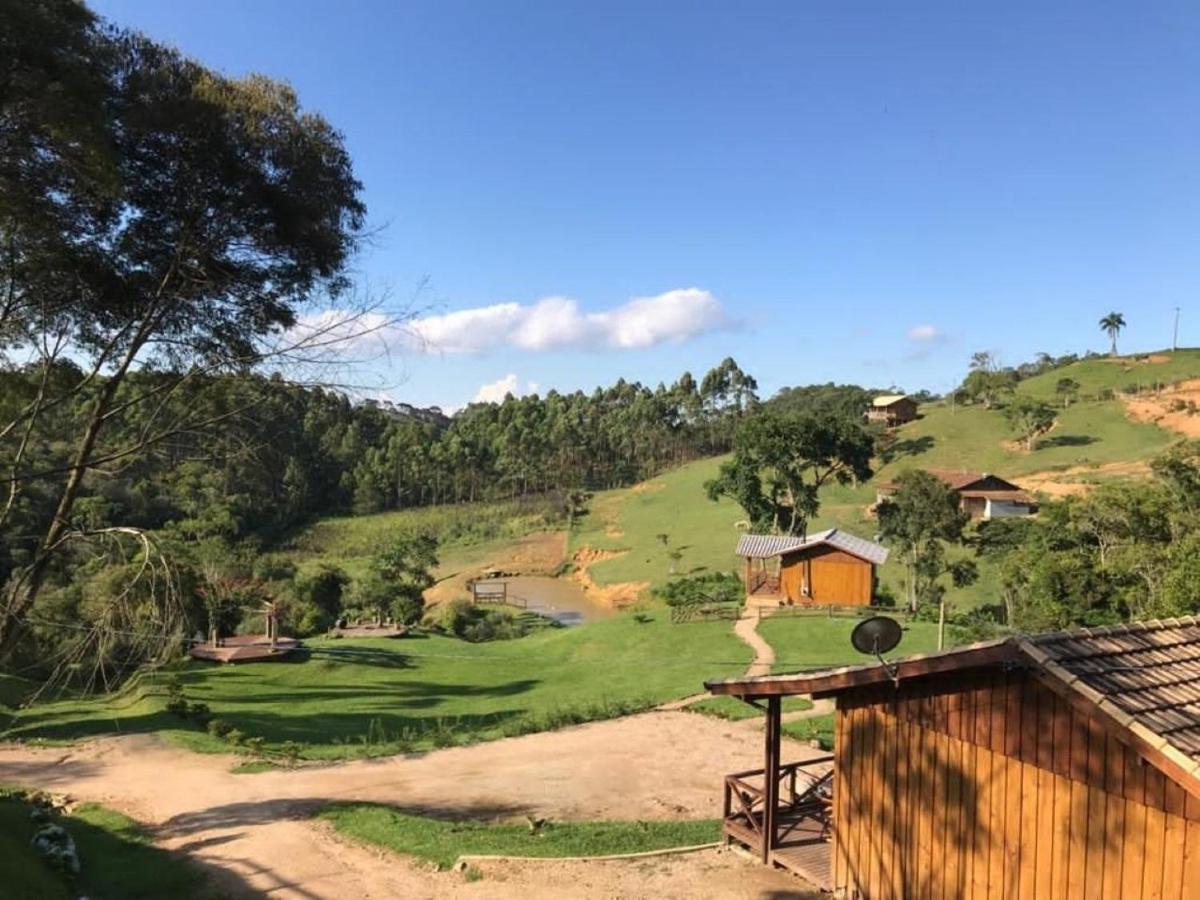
xmin=5 ymin=613 xmax=751 ymax=760
xmin=319 ymin=804 xmax=720 ymax=869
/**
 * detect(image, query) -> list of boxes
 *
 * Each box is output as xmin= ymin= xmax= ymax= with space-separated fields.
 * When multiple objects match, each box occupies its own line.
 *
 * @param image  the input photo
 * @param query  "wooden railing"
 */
xmin=722 ymin=756 xmax=835 ymax=855
xmin=747 ymin=569 xmax=781 ymax=596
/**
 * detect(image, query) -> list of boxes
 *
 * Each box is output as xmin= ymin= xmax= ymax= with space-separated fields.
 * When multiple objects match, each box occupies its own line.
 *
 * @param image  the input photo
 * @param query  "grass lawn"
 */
xmin=783 ymin=713 xmax=835 ymax=747
xmin=5 ymin=613 xmax=751 ymax=760
xmin=686 ymin=695 xmax=812 ymax=721
xmin=0 ymin=789 xmax=220 ymax=899
xmin=285 ymin=497 xmax=563 ymax=579
xmin=759 ymin=616 xmax=948 ymax=672
xmin=319 ymin=803 xmax=719 ymax=868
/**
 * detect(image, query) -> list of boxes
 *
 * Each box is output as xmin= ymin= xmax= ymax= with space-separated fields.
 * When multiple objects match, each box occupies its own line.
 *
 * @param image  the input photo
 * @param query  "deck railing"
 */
xmin=747 ymin=569 xmax=781 ymax=596
xmin=722 ymin=756 xmax=834 ymax=856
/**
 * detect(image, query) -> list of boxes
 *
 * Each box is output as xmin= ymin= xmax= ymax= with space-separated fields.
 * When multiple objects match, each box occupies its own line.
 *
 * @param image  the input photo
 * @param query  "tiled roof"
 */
xmin=1021 ymin=617 xmax=1200 ymax=760
xmin=707 ymin=617 xmax=1200 ymax=785
xmin=735 ymin=528 xmax=890 ymax=565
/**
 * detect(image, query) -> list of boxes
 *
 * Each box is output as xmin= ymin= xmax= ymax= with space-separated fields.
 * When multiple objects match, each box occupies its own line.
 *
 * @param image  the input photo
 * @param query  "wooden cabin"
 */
xmin=737 ymin=529 xmax=889 ymax=607
xmin=877 ymin=469 xmax=1036 ymax=520
xmin=865 ymin=395 xmax=918 ymax=427
xmin=705 ymin=617 xmax=1200 ymax=898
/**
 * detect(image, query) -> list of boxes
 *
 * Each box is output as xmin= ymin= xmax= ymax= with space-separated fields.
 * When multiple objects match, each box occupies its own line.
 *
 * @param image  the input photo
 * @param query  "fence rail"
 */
xmin=670 ymin=602 xmax=741 ymax=624
xmin=755 ymin=604 xmax=910 ymax=621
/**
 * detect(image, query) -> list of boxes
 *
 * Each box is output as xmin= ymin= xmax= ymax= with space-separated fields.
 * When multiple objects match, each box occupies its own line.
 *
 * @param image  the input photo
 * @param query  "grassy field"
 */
xmin=0 ymin=789 xmax=220 ymax=899
xmin=320 ymin=804 xmax=719 ymax=868
xmin=5 ymin=614 xmax=751 ymax=759
xmin=565 ymin=354 xmax=1200 ymax=611
xmin=757 ymin=616 xmax=946 ymax=671
xmin=283 ymin=497 xmax=565 ymax=579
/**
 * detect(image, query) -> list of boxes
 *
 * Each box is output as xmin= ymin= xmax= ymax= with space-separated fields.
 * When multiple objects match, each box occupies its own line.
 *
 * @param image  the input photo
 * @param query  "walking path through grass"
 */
xmin=0 ymin=712 xmax=821 ymax=898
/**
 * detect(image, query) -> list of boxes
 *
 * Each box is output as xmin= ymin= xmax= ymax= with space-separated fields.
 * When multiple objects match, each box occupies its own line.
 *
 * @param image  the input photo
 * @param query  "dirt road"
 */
xmin=1 ymin=712 xmax=821 ymax=898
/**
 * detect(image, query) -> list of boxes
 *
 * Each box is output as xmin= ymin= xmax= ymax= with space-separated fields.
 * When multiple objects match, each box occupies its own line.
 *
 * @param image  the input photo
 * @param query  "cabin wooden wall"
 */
xmin=831 ymin=669 xmax=1200 ymax=899
xmin=780 ymin=546 xmax=872 ymax=606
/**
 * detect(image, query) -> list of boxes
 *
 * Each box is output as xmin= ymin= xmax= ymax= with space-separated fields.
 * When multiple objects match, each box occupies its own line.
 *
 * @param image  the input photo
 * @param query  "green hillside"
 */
xmin=569 ymin=350 xmax=1200 ymax=611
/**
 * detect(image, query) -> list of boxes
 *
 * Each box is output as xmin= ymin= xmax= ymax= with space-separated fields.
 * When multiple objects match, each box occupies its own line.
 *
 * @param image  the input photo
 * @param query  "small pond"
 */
xmin=496 ymin=576 xmax=615 ymax=625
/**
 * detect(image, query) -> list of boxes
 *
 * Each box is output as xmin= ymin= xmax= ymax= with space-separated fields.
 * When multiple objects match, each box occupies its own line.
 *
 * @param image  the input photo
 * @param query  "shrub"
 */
xmin=187 ymin=701 xmax=211 ymax=723
xmin=207 ymin=718 xmax=234 ymax=739
xmin=164 ymin=697 xmax=189 ymax=718
xmin=245 ymin=736 xmax=265 ymax=755
xmin=225 ymin=729 xmax=245 ymax=746
xmin=653 ymin=571 xmax=743 ymax=607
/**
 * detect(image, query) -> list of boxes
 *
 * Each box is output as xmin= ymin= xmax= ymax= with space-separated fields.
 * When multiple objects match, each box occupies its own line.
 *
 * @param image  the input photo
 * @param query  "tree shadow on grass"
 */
xmin=1038 ymin=434 xmax=1096 ymax=448
xmin=161 ymin=797 xmax=534 ymax=838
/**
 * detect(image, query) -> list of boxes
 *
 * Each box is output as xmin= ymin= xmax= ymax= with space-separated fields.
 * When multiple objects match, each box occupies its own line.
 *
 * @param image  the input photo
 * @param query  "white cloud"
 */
xmin=906 ymin=324 xmax=944 ymax=342
xmin=410 ymin=287 xmax=729 ymax=354
xmin=904 ymin=323 xmax=951 ymax=361
xmin=455 ymin=374 xmax=541 ymax=411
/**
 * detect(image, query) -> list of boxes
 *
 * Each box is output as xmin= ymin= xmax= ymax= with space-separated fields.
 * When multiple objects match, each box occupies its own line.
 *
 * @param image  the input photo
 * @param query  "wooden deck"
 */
xmin=722 ymin=755 xmax=835 ymax=892
xmin=189 ymin=635 xmax=301 ymax=663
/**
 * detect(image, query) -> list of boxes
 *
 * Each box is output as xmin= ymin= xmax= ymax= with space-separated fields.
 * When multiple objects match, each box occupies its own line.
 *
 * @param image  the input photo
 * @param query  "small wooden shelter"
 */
xmin=704 ymin=617 xmax=1200 ymax=898
xmin=737 ymin=529 xmax=889 ymax=607
xmin=865 ymin=395 xmax=918 ymax=427
xmin=877 ymin=469 xmax=1036 ymax=520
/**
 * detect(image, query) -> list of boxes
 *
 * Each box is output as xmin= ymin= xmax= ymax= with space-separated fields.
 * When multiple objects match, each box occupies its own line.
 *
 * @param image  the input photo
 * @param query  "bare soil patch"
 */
xmin=1123 ymin=378 xmax=1200 ymax=437
xmin=1020 ymin=460 xmax=1152 ymax=497
xmin=0 ymin=713 xmax=820 ymax=898
xmin=570 ymin=546 xmax=649 ymax=608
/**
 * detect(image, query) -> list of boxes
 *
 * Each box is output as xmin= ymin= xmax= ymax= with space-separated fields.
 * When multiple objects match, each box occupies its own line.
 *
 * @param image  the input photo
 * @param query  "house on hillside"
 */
xmin=737 ymin=529 xmax=889 ymax=607
xmin=877 ymin=468 xmax=1036 ymax=520
xmin=865 ymin=394 xmax=918 ymax=427
xmin=704 ymin=617 xmax=1200 ymax=897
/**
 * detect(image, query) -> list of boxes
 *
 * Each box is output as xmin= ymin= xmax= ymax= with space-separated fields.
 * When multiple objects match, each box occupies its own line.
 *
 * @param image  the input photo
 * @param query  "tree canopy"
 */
xmin=705 ymin=409 xmax=873 ymax=535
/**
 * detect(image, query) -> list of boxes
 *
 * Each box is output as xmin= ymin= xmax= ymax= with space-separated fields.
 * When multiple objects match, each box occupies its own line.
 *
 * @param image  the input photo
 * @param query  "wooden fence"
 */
xmin=669 ymin=602 xmax=741 ymax=624
xmin=755 ymin=604 xmax=910 ymax=622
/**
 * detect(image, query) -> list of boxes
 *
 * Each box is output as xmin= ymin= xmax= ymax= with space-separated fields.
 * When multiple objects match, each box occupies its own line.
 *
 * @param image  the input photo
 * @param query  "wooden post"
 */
xmin=743 ymin=556 xmax=751 ymax=594
xmin=762 ymin=695 xmax=782 ymax=863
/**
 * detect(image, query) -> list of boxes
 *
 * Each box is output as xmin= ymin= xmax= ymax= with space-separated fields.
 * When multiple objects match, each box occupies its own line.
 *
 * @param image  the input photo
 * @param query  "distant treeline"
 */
xmin=0 ymin=357 xmax=763 ymax=581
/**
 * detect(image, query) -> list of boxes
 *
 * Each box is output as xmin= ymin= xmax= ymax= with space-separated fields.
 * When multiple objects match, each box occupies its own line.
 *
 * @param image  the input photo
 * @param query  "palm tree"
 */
xmin=1099 ymin=312 xmax=1126 ymax=356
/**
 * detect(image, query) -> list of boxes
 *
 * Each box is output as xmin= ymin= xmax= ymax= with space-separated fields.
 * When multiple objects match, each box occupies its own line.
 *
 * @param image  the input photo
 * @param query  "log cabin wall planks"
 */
xmin=832 ymin=669 xmax=1200 ymax=899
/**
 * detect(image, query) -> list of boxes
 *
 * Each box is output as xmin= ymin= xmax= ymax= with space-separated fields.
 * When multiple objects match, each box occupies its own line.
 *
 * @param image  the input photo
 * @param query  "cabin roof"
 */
xmin=878 ymin=469 xmax=1025 ymax=494
xmin=871 ymin=394 xmax=910 ymax=407
xmin=735 ymin=528 xmax=890 ymax=565
xmin=704 ymin=616 xmax=1200 ymax=792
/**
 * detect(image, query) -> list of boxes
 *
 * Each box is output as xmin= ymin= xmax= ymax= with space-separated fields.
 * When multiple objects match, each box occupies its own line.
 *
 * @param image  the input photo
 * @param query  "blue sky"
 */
xmin=95 ymin=0 xmax=1200 ymax=410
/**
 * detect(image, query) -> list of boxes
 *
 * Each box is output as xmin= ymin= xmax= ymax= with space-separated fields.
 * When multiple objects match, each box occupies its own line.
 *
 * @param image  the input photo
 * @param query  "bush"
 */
xmin=225 ymin=729 xmax=245 ymax=746
xmin=207 ymin=718 xmax=234 ymax=739
xmin=653 ymin=571 xmax=743 ymax=607
xmin=186 ymin=701 xmax=211 ymax=723
xmin=164 ymin=697 xmax=189 ymax=718
xmin=441 ymin=598 xmax=553 ymax=642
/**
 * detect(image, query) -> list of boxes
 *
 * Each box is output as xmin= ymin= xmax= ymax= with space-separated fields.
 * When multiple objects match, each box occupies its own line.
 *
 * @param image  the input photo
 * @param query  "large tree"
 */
xmin=0 ymin=1 xmax=367 ymax=658
xmin=705 ymin=410 xmax=873 ymax=536
xmin=876 ymin=469 xmax=977 ymax=645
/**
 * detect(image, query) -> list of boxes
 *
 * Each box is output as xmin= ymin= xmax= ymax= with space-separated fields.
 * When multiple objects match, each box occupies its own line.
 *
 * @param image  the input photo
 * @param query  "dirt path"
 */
xmin=1019 ymin=459 xmax=1152 ymax=497
xmin=0 ymin=713 xmax=821 ymax=898
xmin=734 ymin=612 xmax=775 ymax=677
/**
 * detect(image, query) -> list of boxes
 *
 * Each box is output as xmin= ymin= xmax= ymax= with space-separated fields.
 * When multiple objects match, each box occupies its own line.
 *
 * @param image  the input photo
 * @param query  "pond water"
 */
xmin=498 ymin=576 xmax=615 ymax=625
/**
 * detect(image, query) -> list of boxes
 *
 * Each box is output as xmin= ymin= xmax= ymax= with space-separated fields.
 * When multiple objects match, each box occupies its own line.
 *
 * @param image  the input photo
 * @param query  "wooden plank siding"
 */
xmin=832 ymin=670 xmax=1200 ymax=899
xmin=779 ymin=545 xmax=873 ymax=606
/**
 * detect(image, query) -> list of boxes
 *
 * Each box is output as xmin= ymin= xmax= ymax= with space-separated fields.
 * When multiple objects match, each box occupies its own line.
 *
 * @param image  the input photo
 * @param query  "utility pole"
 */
xmin=1174 ymin=306 xmax=1181 ymax=352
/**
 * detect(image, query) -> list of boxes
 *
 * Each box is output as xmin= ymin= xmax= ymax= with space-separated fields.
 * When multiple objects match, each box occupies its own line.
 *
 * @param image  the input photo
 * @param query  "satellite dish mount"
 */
xmin=850 ymin=616 xmax=904 ymax=687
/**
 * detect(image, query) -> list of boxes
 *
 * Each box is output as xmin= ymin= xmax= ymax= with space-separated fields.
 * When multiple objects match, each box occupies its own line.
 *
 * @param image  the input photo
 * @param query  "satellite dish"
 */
xmin=851 ymin=615 xmax=903 ymax=656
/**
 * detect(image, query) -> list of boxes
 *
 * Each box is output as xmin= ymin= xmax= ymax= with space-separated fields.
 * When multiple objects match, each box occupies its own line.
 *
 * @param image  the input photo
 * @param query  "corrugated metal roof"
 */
xmin=735 ymin=528 xmax=889 ymax=565
xmin=871 ymin=394 xmax=910 ymax=407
